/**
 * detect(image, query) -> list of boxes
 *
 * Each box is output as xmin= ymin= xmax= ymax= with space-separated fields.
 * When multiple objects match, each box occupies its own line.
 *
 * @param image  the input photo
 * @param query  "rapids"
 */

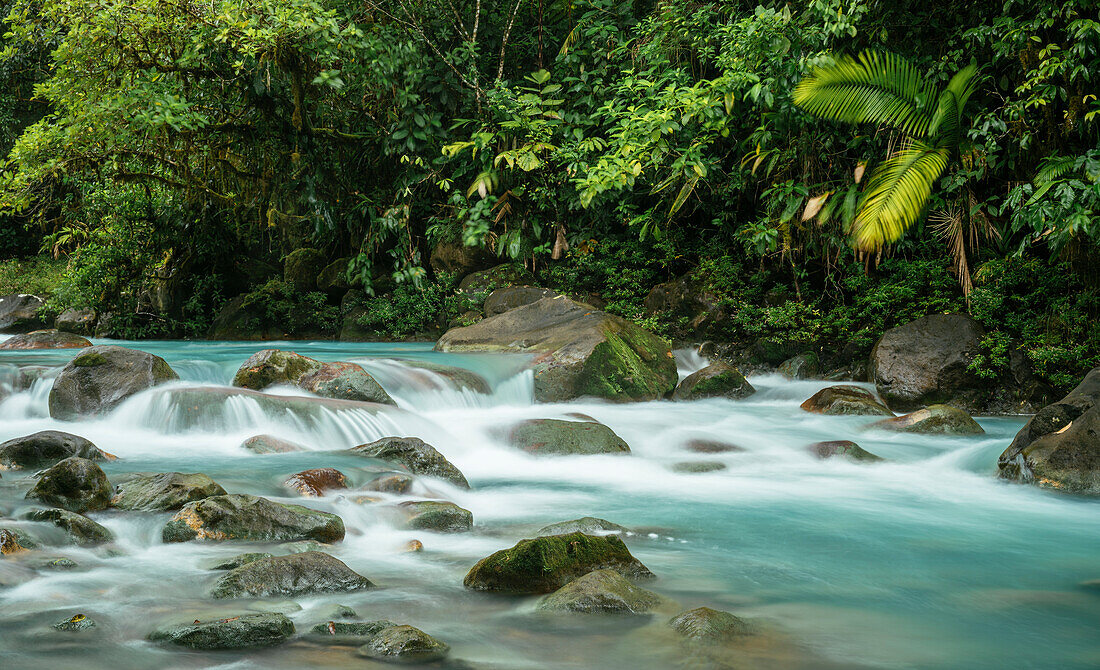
xmin=1 ymin=338 xmax=1098 ymax=669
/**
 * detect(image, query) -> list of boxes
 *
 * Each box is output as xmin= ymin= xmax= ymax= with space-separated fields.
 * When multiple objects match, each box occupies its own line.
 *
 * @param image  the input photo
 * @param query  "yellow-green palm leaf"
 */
xmin=852 ymin=140 xmax=950 ymax=250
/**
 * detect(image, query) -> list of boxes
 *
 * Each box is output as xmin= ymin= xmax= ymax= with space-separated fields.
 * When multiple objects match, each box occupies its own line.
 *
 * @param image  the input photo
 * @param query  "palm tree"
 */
xmin=793 ymin=51 xmax=982 ymax=251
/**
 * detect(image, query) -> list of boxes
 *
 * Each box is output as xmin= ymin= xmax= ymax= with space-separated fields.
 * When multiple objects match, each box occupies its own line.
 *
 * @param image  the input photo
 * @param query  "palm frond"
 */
xmin=852 ymin=140 xmax=950 ymax=250
xmin=930 ymin=64 xmax=982 ymax=149
xmin=1034 ymin=155 xmax=1080 ymax=185
xmin=793 ymin=51 xmax=936 ymax=137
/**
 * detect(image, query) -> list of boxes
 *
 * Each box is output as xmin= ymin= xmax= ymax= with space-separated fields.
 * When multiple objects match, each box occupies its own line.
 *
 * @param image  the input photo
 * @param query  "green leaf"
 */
xmin=852 ymin=140 xmax=951 ymax=250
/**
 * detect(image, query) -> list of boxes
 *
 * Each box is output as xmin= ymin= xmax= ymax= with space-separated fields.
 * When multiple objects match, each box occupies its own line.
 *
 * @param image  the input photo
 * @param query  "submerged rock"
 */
xmin=24 ymin=508 xmax=114 ymax=546
xmin=162 ymin=494 xmax=345 ymax=544
xmin=363 ymin=473 xmax=414 ymax=494
xmin=350 ymin=437 xmax=469 ymax=488
xmin=507 ymin=419 xmax=630 ymax=456
xmin=871 ymin=405 xmax=984 ymax=435
xmin=48 ymin=345 xmax=179 ymax=420
xmin=0 ymin=431 xmax=111 ymax=470
xmin=356 ymin=624 xmax=450 ymax=664
xmin=112 ymin=472 xmax=227 ymax=511
xmin=304 ymin=620 xmax=396 ymax=645
xmin=232 ymin=349 xmax=394 ymax=404
xmin=536 ymin=517 xmax=628 ymax=537
xmin=807 ymin=440 xmax=882 ymax=462
xmin=800 ymin=386 xmax=893 ymax=416
xmin=0 ymin=329 xmax=91 ymax=350
xmin=28 ymin=556 xmax=79 ymax=570
xmin=673 ymin=362 xmax=755 ymax=401
xmin=1 ymin=528 xmax=29 ymax=555
xmin=399 ymin=360 xmax=492 ymax=395
xmin=53 ymin=613 xmax=96 ymax=632
xmin=436 ymin=296 xmax=677 ymax=403
xmin=671 ymin=461 xmax=727 ymax=473
xmin=684 ymin=439 xmax=743 ymax=454
xmin=464 ymin=532 xmax=653 ymax=594
xmin=537 ymin=568 xmax=662 ymax=614
xmin=211 ymin=551 xmax=374 ymax=599
xmin=26 ymin=457 xmax=112 ymax=513
xmin=161 ymin=387 xmax=401 ymax=431
xmin=241 ymin=434 xmax=307 ymax=454
xmin=209 ymin=552 xmax=273 ymax=570
xmin=148 ymin=612 xmax=294 ymax=649
xmin=669 ymin=606 xmax=752 ymax=641
xmin=285 ymin=468 xmax=348 ymax=497
xmin=398 ymin=501 xmax=472 ymax=532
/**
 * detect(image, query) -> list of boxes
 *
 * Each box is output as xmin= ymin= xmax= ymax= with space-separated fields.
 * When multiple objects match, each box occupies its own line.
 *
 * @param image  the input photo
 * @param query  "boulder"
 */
xmin=870 ymin=314 xmax=987 ymax=412
xmin=800 ymin=386 xmax=893 ymax=416
xmin=870 ymin=405 xmax=984 ymax=435
xmin=211 ymin=551 xmax=374 ymax=599
xmin=807 ymin=440 xmax=882 ymax=462
xmin=778 ymin=353 xmax=820 ymax=380
xmin=669 ymin=607 xmax=752 ymax=641
xmin=537 ymin=568 xmax=661 ymax=614
xmin=356 ymin=625 xmax=450 ymax=664
xmin=507 ymin=419 xmax=630 ymax=456
xmin=55 ymin=308 xmax=97 ymax=336
xmin=207 ymin=295 xmax=281 ymax=340
xmin=457 ymin=263 xmax=531 ymax=293
xmin=284 ymin=248 xmax=327 ymax=293
xmin=233 ymin=350 xmax=394 ymax=405
xmin=0 ymin=294 xmax=45 ymax=332
xmin=644 ymin=277 xmax=726 ymax=335
xmin=396 ymin=360 xmax=492 ymax=394
xmin=26 ymin=457 xmax=112 ymax=513
xmin=317 ymin=257 xmax=352 ymax=296
xmin=112 ymin=472 xmax=227 ymax=511
xmin=398 ymin=501 xmax=472 ymax=532
xmin=148 ymin=612 xmax=294 ymax=649
xmin=232 ymin=349 xmax=323 ymax=389
xmin=209 ymin=552 xmax=273 ymax=570
xmin=241 ymin=434 xmax=306 ymax=454
xmin=285 ymin=468 xmax=348 ymax=497
xmin=464 ymin=532 xmax=653 ymax=594
xmin=483 ymin=287 xmax=561 ymax=317
xmin=0 ymin=431 xmax=111 ymax=470
xmin=304 ymin=620 xmax=396 ymax=645
xmin=0 ymin=329 xmax=91 ymax=350
xmin=536 ymin=517 xmax=628 ymax=537
xmin=436 ymin=296 xmax=677 ymax=403
xmin=48 ymin=345 xmax=179 ymax=420
xmin=430 ymin=240 xmax=493 ymax=278
xmin=363 ymin=473 xmax=413 ymax=494
xmin=162 ymin=494 xmax=345 ymax=543
xmin=350 ymin=437 xmax=469 ymax=488
xmin=998 ymin=368 xmax=1100 ymax=494
xmin=24 ymin=508 xmax=114 ymax=546
xmin=672 ymin=362 xmax=755 ymax=401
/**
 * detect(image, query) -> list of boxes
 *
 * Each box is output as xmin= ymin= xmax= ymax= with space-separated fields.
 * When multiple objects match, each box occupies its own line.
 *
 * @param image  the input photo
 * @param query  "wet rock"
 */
xmin=24 ymin=508 xmax=114 ymax=546
xmin=1 ymin=528 xmax=28 ymax=556
xmin=319 ymin=603 xmax=360 ymax=620
xmin=998 ymin=368 xmax=1100 ymax=494
xmin=280 ymin=540 xmax=334 ymax=554
xmin=356 ymin=624 xmax=450 ymax=664
xmin=28 ymin=556 xmax=79 ymax=570
xmin=209 ymin=552 xmax=273 ymax=570
xmin=53 ymin=613 xmax=96 ymax=631
xmin=800 ymin=386 xmax=893 ymax=416
xmin=148 ymin=612 xmax=294 ymax=649
xmin=669 ymin=606 xmax=752 ymax=641
xmin=55 ymin=308 xmax=97 ymax=336
xmin=0 ymin=329 xmax=91 ymax=350
xmin=870 ymin=314 xmax=987 ymax=412
xmin=363 ymin=473 xmax=414 ymax=494
xmin=241 ymin=434 xmax=306 ymax=454
xmin=162 ymin=494 xmax=345 ymax=544
xmin=232 ymin=349 xmax=323 ymax=390
xmin=285 ymin=468 xmax=348 ymax=497
xmin=537 ymin=568 xmax=661 ymax=614
xmin=351 ymin=437 xmax=469 ymax=488
xmin=233 ymin=350 xmax=394 ymax=405
xmin=778 ymin=353 xmax=820 ymax=380
xmin=162 ymin=387 xmax=403 ymax=431
xmin=284 ymin=248 xmax=327 ymax=293
xmin=0 ymin=431 xmax=111 ymax=470
xmin=211 ymin=551 xmax=374 ymax=599
xmin=684 ymin=439 xmax=743 ymax=454
xmin=317 ymin=257 xmax=352 ymax=296
xmin=304 ymin=620 xmax=396 ymax=645
xmin=672 ymin=362 xmax=755 ymax=401
xmin=436 ymin=296 xmax=677 ymax=403
xmin=112 ymin=472 xmax=227 ymax=511
xmin=508 ymin=419 xmax=630 ymax=456
xmin=536 ymin=517 xmax=628 ymax=537
xmin=26 ymin=457 xmax=112 ymax=513
xmin=399 ymin=501 xmax=472 ymax=532
xmin=644 ymin=277 xmax=726 ymax=335
xmin=404 ymin=539 xmax=424 ymax=552
xmin=400 ymin=360 xmax=492 ymax=395
xmin=464 ymin=532 xmax=654 ymax=594
xmin=483 ymin=287 xmax=561 ymax=317
xmin=0 ymin=294 xmax=45 ymax=332
xmin=48 ymin=345 xmax=179 ymax=420
xmin=807 ymin=440 xmax=882 ymax=462
xmin=671 ymin=461 xmax=727 ymax=473
xmin=871 ymin=405 xmax=984 ymax=435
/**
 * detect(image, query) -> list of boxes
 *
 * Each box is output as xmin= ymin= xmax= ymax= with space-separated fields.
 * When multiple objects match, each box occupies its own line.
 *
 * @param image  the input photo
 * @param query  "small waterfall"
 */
xmin=674 ymin=347 xmax=709 ymax=381
xmin=357 ymin=358 xmax=535 ymax=409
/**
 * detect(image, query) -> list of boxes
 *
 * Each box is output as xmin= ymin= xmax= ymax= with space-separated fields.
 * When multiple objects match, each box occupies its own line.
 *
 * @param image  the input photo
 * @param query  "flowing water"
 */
xmin=0 ymin=338 xmax=1098 ymax=670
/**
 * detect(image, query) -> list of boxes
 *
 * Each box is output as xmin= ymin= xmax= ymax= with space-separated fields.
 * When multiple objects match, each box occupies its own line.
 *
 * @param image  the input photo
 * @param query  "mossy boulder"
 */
xmin=536 ymin=517 xmax=628 ymax=537
xmin=26 ymin=457 xmax=112 ymax=513
xmin=284 ymin=248 xmax=327 ymax=293
xmin=112 ymin=472 xmax=227 ymax=511
xmin=149 ymin=612 xmax=294 ymax=649
xmin=48 ymin=345 xmax=179 ymax=420
xmin=232 ymin=349 xmax=323 ymax=389
xmin=778 ymin=353 xmax=821 ymax=380
xmin=806 ymin=440 xmax=882 ymax=462
xmin=669 ymin=607 xmax=752 ymax=641
xmin=211 ymin=551 xmax=374 ymax=599
xmin=436 ymin=296 xmax=677 ymax=402
xmin=507 ymin=418 xmax=630 ymax=456
xmin=0 ymin=329 xmax=91 ymax=350
xmin=800 ymin=385 xmax=893 ymax=416
xmin=24 ymin=508 xmax=114 ymax=546
xmin=162 ymin=494 xmax=345 ymax=543
xmin=672 ymin=361 xmax=755 ymax=401
xmin=537 ymin=568 xmax=662 ymax=614
xmin=464 ymin=532 xmax=653 ymax=594
xmin=0 ymin=431 xmax=111 ymax=470
xmin=350 ymin=436 xmax=469 ymax=488
xmin=304 ymin=620 xmax=397 ymax=645
xmin=285 ymin=468 xmax=348 ymax=497
xmin=241 ymin=434 xmax=306 ymax=454
xmin=398 ymin=501 xmax=472 ymax=532
xmin=232 ymin=349 xmax=394 ymax=404
xmin=356 ymin=624 xmax=450 ymax=664
xmin=870 ymin=404 xmax=984 ymax=435
xmin=317 ymin=257 xmax=352 ymax=295
xmin=457 ymin=263 xmax=531 ymax=292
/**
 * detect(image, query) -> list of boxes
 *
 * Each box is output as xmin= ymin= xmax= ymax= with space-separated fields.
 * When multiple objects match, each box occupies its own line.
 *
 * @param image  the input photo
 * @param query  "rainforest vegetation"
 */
xmin=0 ymin=0 xmax=1097 ymax=390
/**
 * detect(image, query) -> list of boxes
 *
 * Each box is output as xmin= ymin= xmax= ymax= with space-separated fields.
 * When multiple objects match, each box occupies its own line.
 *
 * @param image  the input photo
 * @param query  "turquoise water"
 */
xmin=1 ymin=339 xmax=1098 ymax=669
